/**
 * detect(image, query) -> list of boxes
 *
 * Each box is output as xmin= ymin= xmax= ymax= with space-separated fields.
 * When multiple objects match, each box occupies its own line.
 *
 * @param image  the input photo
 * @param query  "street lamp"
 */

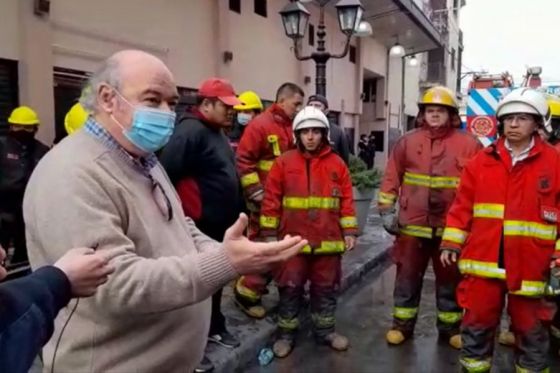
xmin=408 ymin=54 xmax=418 ymax=67
xmin=280 ymin=0 xmax=365 ymax=96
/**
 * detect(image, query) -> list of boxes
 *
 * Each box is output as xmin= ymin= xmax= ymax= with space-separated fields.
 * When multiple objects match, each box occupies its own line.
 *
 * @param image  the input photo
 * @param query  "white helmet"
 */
xmin=496 ymin=88 xmax=551 ymax=132
xmin=292 ymin=106 xmax=330 ymax=143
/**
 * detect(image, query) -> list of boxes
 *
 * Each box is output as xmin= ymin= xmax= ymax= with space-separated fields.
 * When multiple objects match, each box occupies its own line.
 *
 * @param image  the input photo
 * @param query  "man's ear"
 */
xmin=98 ymin=83 xmax=116 ymax=114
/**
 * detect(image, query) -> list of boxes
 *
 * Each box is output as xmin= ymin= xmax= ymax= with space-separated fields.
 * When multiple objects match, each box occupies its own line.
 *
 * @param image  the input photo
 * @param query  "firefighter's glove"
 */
xmin=551 ymin=258 xmax=560 ymax=278
xmin=380 ymin=209 xmax=399 ymax=235
xmin=440 ymin=248 xmax=460 ymax=267
xmin=344 ymin=235 xmax=357 ymax=251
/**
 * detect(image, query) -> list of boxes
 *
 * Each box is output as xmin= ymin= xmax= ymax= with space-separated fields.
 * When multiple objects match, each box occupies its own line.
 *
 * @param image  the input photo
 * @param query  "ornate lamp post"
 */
xmin=280 ymin=0 xmax=365 ymax=96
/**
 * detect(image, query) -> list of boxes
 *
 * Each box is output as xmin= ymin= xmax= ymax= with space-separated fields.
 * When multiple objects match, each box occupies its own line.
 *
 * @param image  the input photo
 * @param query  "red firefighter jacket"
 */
xmin=378 ymin=126 xmax=481 ymax=239
xmin=259 ymin=146 xmax=358 ymax=254
xmin=441 ymin=136 xmax=560 ymax=296
xmin=236 ymin=104 xmax=295 ymax=198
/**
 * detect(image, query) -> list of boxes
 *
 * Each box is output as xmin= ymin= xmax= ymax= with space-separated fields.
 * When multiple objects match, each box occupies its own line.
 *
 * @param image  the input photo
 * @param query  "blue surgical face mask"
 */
xmin=237 ymin=113 xmax=252 ymax=126
xmin=111 ymin=91 xmax=176 ymax=153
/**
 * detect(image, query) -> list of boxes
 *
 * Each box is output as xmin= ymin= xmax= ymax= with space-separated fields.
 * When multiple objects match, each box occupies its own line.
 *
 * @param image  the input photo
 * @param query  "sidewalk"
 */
xmin=206 ymin=209 xmax=394 ymax=372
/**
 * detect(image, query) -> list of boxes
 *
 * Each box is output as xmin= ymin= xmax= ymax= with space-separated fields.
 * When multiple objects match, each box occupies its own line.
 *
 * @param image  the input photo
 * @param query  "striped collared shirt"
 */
xmin=84 ymin=118 xmax=158 ymax=175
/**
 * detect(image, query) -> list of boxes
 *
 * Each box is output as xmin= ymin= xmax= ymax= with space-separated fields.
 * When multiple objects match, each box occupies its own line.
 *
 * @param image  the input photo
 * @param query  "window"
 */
xmin=53 ymin=67 xmax=89 ymax=143
xmin=254 ymin=0 xmax=267 ymax=17
xmin=349 ymin=45 xmax=357 ymax=64
xmin=308 ymin=24 xmax=315 ymax=46
xmin=229 ymin=0 xmax=240 ymax=13
xmin=451 ymin=48 xmax=456 ymax=71
xmin=175 ymin=87 xmax=198 ymax=118
xmin=0 ymin=58 xmax=18 ymax=136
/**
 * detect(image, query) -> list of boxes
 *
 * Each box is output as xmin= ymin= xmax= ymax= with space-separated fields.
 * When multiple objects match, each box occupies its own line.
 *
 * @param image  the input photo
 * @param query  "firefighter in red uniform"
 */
xmin=259 ymin=106 xmax=357 ymax=357
xmin=378 ymin=86 xmax=481 ymax=348
xmin=234 ymin=83 xmax=305 ymax=318
xmin=440 ymin=88 xmax=560 ymax=373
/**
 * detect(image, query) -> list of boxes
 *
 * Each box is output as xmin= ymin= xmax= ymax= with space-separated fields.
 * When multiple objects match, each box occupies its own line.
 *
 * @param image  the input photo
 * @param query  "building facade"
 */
xmin=0 ymin=0 xmax=464 ymax=168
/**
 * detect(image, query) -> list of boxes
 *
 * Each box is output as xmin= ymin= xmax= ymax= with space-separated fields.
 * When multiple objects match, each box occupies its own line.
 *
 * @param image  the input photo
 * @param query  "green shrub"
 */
xmin=349 ymin=155 xmax=382 ymax=191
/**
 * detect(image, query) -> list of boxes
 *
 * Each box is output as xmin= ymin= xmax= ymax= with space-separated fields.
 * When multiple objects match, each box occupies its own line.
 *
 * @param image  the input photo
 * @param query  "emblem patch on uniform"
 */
xmin=540 ymin=177 xmax=550 ymax=191
xmin=542 ymin=206 xmax=559 ymax=223
xmin=6 ymin=153 xmax=19 ymax=160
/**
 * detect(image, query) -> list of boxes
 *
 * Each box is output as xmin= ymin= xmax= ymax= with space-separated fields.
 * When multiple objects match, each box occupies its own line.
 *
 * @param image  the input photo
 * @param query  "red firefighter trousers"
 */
xmin=236 ymin=209 xmax=272 ymax=305
xmin=274 ymin=255 xmax=341 ymax=339
xmin=391 ymin=234 xmax=463 ymax=335
xmin=458 ymin=276 xmax=555 ymax=372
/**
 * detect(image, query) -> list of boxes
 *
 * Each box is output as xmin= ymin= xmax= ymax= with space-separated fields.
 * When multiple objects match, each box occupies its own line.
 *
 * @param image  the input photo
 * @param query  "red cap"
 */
xmin=198 ymin=78 xmax=242 ymax=107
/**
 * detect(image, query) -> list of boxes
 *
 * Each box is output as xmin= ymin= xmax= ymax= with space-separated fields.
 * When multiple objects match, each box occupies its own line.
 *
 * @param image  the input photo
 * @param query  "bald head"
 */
xmin=81 ymin=50 xmax=177 ymax=114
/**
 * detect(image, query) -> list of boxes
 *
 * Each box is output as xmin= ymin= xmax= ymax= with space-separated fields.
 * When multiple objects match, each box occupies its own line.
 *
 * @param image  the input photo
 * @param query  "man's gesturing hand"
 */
xmin=224 ymin=213 xmax=307 ymax=274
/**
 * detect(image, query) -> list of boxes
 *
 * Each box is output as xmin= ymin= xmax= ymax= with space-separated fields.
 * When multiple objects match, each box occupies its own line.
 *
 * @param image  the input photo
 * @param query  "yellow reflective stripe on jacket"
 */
xmin=300 ymin=241 xmax=345 ymax=254
xmin=240 ymin=172 xmax=260 ymax=187
xmin=460 ymin=357 xmax=492 ymax=373
xmin=403 ymin=172 xmax=460 ymax=189
xmin=403 ymin=172 xmax=431 ymax=187
xmin=378 ymin=192 xmax=397 ymax=204
xmin=503 ymin=220 xmax=557 ymax=241
xmin=458 ymin=259 xmax=506 ymax=279
xmin=442 ymin=227 xmax=468 ymax=245
xmin=401 ymin=225 xmax=433 ymax=239
xmin=510 ymin=281 xmax=547 ymax=297
xmin=556 ymin=240 xmax=560 ymax=251
xmin=340 ymin=216 xmax=358 ymax=229
xmin=393 ymin=307 xmax=418 ymax=320
xmin=257 ymin=160 xmax=274 ymax=172
xmin=473 ymin=203 xmax=505 ymax=219
xmin=430 ymin=176 xmax=460 ymax=188
xmin=259 ymin=215 xmax=279 ymax=229
xmin=267 ymin=135 xmax=281 ymax=156
xmin=437 ymin=311 xmax=463 ymax=325
xmin=282 ymin=196 xmax=340 ymax=210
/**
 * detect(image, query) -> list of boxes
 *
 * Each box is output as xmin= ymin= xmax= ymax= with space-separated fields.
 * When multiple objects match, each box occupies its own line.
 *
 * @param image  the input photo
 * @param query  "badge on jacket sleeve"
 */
xmin=542 ymin=206 xmax=559 ymax=223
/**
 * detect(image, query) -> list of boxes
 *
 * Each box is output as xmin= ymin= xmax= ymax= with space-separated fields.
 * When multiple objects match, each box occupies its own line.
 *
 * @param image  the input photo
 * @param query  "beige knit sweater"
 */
xmin=23 ymin=130 xmax=238 ymax=373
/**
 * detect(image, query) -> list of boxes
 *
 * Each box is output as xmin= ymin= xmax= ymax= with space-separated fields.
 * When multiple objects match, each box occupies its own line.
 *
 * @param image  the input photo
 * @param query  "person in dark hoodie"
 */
xmin=159 ymin=77 xmax=245 ymax=373
xmin=306 ymin=94 xmax=350 ymax=165
xmin=0 ymin=245 xmax=113 ymax=373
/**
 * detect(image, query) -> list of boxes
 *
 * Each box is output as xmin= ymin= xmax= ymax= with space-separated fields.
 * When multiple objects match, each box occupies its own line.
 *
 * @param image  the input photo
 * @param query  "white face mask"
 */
xmin=237 ymin=113 xmax=252 ymax=126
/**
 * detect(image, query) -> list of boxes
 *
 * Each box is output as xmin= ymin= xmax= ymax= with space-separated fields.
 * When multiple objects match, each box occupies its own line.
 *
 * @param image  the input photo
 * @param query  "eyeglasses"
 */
xmin=148 ymin=174 xmax=174 ymax=222
xmin=503 ymin=114 xmax=535 ymax=125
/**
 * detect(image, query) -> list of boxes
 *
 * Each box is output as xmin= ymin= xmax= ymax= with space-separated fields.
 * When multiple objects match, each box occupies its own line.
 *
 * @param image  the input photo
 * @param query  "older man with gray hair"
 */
xmin=23 ymin=50 xmax=307 ymax=373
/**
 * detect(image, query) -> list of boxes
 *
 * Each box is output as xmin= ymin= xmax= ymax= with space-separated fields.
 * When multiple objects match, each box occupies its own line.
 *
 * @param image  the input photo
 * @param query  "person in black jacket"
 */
xmin=159 ymin=77 xmax=245 ymax=373
xmin=0 ymin=245 xmax=113 ymax=373
xmin=307 ymin=94 xmax=350 ymax=165
xmin=0 ymin=106 xmax=50 ymax=266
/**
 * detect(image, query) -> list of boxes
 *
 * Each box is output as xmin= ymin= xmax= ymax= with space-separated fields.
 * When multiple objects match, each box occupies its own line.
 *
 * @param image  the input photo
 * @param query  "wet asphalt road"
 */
xmin=246 ymin=265 xmax=560 ymax=373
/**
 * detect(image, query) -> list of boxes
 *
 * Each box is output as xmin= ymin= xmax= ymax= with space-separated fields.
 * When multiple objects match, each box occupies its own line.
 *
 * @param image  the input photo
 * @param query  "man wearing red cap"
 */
xmin=234 ymin=82 xmax=305 ymax=319
xmin=160 ymin=78 xmax=245 ymax=372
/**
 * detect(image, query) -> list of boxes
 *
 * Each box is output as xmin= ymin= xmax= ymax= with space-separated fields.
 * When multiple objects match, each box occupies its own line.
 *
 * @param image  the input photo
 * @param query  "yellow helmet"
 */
xmin=546 ymin=94 xmax=560 ymax=118
xmin=8 ymin=106 xmax=40 ymax=126
xmin=64 ymin=103 xmax=89 ymax=135
xmin=234 ymin=91 xmax=264 ymax=111
xmin=419 ymin=86 xmax=458 ymax=110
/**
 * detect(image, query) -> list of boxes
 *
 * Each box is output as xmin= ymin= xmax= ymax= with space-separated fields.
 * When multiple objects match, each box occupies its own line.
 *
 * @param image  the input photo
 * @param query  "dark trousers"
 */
xmin=0 ymin=209 xmax=27 ymax=264
xmin=391 ymin=234 xmax=462 ymax=335
xmin=195 ymin=221 xmax=228 ymax=335
xmin=209 ymin=288 xmax=226 ymax=335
